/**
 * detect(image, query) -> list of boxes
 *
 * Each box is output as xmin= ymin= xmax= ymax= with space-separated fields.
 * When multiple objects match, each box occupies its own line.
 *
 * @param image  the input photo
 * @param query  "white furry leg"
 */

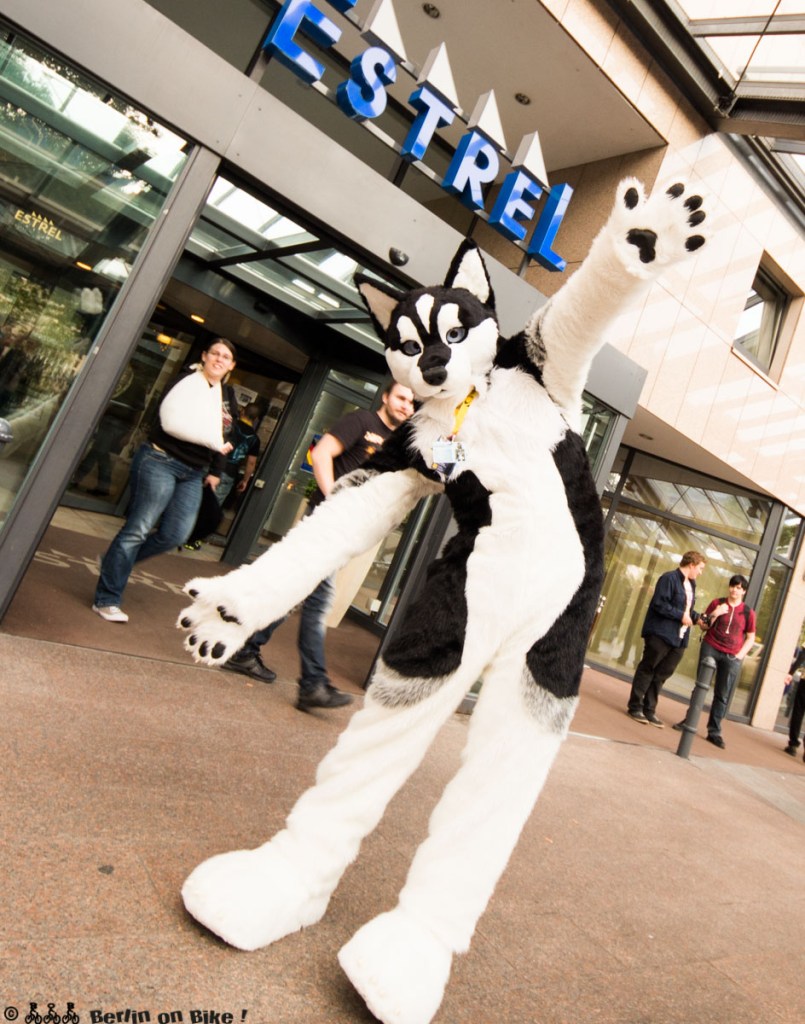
xmin=399 ymin=663 xmax=571 ymax=953
xmin=338 ymin=653 xmax=575 ymax=1024
xmin=183 ymin=663 xmax=472 ymax=951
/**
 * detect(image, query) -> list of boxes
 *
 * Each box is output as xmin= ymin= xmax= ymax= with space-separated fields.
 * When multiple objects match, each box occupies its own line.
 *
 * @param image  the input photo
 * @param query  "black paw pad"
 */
xmin=217 ymin=604 xmax=241 ymax=624
xmin=685 ymin=235 xmax=705 ymax=252
xmin=688 ymin=210 xmax=706 ymax=227
xmin=189 ymin=634 xmax=198 ymax=646
xmin=212 ymin=642 xmax=226 ymax=659
xmin=626 ymin=227 xmax=658 ymax=264
xmin=180 ymin=617 xmax=192 ymax=629
xmin=666 ymin=183 xmax=685 ymax=199
xmin=624 ymin=186 xmax=640 ymax=210
xmin=684 ymin=195 xmax=703 ymax=211
xmin=199 ymin=642 xmax=209 ymax=658
xmin=188 ymin=589 xmax=199 ymax=598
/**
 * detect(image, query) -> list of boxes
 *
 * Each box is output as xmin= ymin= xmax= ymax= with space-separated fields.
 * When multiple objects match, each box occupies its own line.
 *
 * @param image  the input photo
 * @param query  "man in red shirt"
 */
xmin=675 ymin=574 xmax=756 ymax=749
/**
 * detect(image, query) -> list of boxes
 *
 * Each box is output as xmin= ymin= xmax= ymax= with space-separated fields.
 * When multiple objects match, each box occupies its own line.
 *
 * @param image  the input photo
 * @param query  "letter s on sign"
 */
xmin=336 ymin=46 xmax=397 ymax=121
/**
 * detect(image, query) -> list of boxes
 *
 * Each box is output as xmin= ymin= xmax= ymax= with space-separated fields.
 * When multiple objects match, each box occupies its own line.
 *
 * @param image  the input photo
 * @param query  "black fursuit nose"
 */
xmin=422 ymin=366 xmax=448 ymax=385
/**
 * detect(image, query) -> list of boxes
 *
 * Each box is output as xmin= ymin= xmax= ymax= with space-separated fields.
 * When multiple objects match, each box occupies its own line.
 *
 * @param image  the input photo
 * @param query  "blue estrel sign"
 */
xmin=263 ymin=0 xmax=571 ymax=272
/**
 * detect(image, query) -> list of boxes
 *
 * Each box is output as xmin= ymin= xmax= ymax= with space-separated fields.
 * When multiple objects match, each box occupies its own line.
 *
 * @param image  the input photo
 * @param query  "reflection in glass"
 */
xmin=621 ymin=452 xmax=770 ymax=544
xmin=579 ymin=393 xmax=616 ymax=476
xmin=733 ymin=268 xmax=787 ymax=373
xmin=588 ymin=505 xmax=756 ymax=702
xmin=252 ymin=376 xmax=377 ymax=556
xmin=744 ymin=559 xmax=790 ymax=720
xmin=0 ymin=25 xmax=187 ymax=529
xmin=775 ymin=508 xmax=803 ymax=561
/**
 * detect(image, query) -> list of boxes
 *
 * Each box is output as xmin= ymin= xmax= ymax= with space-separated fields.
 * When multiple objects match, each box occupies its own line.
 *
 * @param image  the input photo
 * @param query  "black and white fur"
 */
xmin=178 ymin=179 xmax=707 ymax=1024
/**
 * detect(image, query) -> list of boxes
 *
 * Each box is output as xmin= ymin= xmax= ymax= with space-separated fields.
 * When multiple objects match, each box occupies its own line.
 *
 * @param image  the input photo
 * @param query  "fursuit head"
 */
xmin=178 ymin=179 xmax=708 ymax=1024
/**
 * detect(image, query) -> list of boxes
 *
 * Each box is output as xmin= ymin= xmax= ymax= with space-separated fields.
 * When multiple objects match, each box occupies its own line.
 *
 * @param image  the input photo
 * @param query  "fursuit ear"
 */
xmin=444 ymin=239 xmax=495 ymax=310
xmin=355 ymin=275 xmax=404 ymax=338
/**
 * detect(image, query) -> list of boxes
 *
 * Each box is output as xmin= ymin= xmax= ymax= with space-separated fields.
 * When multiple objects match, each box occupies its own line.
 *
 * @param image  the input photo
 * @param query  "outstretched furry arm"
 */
xmin=178 ymin=467 xmax=439 ymax=664
xmin=531 ymin=178 xmax=707 ymax=425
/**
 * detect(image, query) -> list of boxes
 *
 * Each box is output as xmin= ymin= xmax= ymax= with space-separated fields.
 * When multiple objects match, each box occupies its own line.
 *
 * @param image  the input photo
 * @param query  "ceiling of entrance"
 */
xmin=344 ymin=0 xmax=664 ymax=174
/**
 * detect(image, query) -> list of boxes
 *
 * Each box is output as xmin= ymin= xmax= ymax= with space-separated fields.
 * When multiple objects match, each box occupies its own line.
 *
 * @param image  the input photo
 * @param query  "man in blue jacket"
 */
xmin=626 ymin=551 xmax=706 ymax=727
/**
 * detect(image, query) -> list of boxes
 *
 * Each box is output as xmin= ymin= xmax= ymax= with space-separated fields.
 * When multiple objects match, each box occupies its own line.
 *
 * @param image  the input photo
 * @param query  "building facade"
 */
xmin=0 ymin=0 xmax=802 ymax=731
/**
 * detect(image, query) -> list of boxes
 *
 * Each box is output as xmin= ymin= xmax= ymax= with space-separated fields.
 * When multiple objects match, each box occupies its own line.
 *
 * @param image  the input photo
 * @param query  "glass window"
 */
xmin=775 ymin=507 xmax=803 ymax=561
xmin=587 ymin=504 xmax=758 ymax=701
xmin=734 ymin=558 xmax=789 ymax=718
xmin=0 ymin=25 xmax=188 ymax=530
xmin=620 ymin=452 xmax=770 ymax=545
xmin=733 ymin=267 xmax=789 ymax=373
xmin=580 ymin=393 xmax=616 ymax=476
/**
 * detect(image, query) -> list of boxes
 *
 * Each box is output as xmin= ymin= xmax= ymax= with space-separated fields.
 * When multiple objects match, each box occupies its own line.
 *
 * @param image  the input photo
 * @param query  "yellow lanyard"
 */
xmin=450 ymin=387 xmax=478 ymax=438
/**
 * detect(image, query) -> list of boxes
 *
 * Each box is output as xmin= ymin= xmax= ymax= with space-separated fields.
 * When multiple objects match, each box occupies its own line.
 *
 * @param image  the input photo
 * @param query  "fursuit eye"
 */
xmin=446 ymin=326 xmax=467 ymax=344
xmin=401 ymin=340 xmax=422 ymax=356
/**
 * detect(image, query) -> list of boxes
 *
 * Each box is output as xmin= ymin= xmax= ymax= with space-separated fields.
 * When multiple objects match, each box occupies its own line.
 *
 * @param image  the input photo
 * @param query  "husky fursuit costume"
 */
xmin=178 ymin=180 xmax=707 ymax=1024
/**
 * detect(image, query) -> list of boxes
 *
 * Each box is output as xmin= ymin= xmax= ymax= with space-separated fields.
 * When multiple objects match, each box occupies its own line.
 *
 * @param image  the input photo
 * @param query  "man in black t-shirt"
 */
xmin=224 ymin=381 xmax=414 ymax=709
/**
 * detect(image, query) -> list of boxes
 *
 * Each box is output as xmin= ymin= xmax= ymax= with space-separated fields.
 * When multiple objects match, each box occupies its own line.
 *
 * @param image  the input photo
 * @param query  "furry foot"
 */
xmin=177 ymin=573 xmax=262 ymax=665
xmin=338 ymin=909 xmax=452 ymax=1024
xmin=181 ymin=841 xmax=330 ymax=950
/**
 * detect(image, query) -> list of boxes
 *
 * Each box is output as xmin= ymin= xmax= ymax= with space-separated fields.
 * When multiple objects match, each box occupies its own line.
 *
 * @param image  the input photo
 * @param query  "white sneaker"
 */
xmin=92 ymin=603 xmax=129 ymax=623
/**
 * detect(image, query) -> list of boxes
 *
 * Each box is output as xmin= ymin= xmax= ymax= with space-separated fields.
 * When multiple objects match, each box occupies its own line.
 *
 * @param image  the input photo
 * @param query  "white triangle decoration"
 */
xmin=511 ymin=131 xmax=549 ymax=188
xmin=362 ymin=0 xmax=407 ymax=63
xmin=468 ymin=90 xmax=507 ymax=152
xmin=417 ymin=43 xmax=460 ymax=110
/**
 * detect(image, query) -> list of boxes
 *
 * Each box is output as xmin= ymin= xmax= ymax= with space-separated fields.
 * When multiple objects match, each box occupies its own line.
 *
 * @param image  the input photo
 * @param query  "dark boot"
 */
xmin=296 ymin=682 xmax=353 ymax=711
xmin=223 ymin=651 xmax=276 ymax=683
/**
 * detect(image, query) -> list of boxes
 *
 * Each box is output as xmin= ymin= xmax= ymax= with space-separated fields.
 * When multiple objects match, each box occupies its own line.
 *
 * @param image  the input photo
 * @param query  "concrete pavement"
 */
xmin=1 ymin=626 xmax=803 ymax=1024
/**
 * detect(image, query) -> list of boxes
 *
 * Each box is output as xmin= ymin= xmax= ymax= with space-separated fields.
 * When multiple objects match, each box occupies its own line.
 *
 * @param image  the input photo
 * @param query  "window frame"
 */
xmin=732 ymin=265 xmax=790 ymax=375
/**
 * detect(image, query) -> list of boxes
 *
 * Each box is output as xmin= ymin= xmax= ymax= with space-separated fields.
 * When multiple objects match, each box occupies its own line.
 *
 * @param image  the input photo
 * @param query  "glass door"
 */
xmin=249 ymin=370 xmax=379 ymax=555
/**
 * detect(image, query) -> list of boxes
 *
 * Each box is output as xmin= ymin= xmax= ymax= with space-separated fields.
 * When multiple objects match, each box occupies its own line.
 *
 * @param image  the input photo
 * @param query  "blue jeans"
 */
xmin=241 ymin=575 xmax=335 ymax=694
xmin=94 ymin=444 xmax=204 ymax=607
xmin=215 ymin=471 xmax=237 ymax=506
xmin=701 ymin=641 xmax=741 ymax=737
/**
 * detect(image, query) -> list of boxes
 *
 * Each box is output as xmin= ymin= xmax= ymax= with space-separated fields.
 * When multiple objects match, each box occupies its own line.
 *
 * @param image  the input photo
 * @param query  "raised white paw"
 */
xmin=181 ymin=839 xmax=330 ymax=950
xmin=338 ymin=908 xmax=452 ymax=1024
xmin=176 ymin=573 xmax=261 ymax=665
xmin=610 ymin=177 xmax=708 ymax=279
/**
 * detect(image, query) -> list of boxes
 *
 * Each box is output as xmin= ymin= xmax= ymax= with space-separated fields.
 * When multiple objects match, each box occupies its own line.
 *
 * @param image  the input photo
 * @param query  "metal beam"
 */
xmin=689 ymin=15 xmax=805 ymax=37
xmin=208 ymin=239 xmax=326 ymax=270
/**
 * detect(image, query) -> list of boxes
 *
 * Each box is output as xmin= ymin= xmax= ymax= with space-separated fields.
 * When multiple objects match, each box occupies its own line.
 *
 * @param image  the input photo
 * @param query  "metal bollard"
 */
xmin=676 ymin=655 xmax=716 ymax=759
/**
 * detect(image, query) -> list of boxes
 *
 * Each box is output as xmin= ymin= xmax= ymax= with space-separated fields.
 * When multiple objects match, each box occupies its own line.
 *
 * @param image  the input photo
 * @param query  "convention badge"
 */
xmin=432 ymin=439 xmax=459 ymax=463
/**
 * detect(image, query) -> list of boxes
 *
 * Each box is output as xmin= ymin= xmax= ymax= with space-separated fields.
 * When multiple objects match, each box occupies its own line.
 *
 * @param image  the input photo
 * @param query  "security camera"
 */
xmin=389 ymin=247 xmax=409 ymax=267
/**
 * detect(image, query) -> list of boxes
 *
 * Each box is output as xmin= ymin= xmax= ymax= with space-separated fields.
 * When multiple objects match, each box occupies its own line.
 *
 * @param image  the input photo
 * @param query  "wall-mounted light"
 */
xmin=515 ymin=93 xmax=531 ymax=106
xmin=190 ymin=314 xmax=205 ymax=324
xmin=75 ymin=261 xmax=92 ymax=272
xmin=422 ymin=3 xmax=440 ymax=18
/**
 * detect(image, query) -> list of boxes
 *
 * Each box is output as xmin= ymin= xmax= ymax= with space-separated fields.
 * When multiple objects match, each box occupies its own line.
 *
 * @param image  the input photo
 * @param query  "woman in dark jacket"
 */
xmin=92 ymin=338 xmax=237 ymax=623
